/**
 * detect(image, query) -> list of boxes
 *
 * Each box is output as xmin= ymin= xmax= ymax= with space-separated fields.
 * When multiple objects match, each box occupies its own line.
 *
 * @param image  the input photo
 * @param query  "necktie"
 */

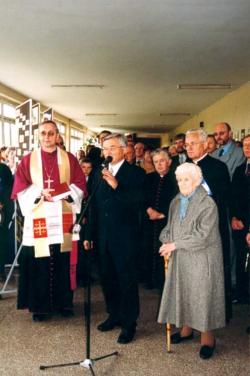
xmin=218 ymin=148 xmax=224 ymax=157
xmin=179 ymin=154 xmax=186 ymax=164
xmin=245 ymin=163 xmax=250 ymax=177
xmin=109 ymin=166 xmax=114 ymax=175
xmin=136 ymin=160 xmax=141 ymax=167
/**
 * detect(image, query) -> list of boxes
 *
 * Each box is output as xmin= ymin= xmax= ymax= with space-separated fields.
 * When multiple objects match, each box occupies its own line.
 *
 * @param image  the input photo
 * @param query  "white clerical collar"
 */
xmin=193 ymin=153 xmax=208 ymax=164
xmin=109 ymin=159 xmax=125 ymax=176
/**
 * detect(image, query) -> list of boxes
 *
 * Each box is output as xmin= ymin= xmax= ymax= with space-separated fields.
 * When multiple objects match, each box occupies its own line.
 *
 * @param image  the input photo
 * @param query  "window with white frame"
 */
xmin=57 ymin=121 xmax=66 ymax=136
xmin=70 ymin=128 xmax=84 ymax=155
xmin=0 ymin=100 xmax=16 ymax=147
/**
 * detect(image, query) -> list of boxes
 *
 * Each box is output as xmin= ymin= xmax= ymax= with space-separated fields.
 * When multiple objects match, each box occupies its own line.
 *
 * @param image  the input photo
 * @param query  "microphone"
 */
xmin=102 ymin=156 xmax=113 ymax=169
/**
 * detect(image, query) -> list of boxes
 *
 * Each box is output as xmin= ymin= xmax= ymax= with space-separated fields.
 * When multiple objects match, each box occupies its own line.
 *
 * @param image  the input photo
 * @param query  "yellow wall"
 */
xmin=161 ymin=133 xmax=170 ymax=146
xmin=168 ymin=82 xmax=250 ymax=142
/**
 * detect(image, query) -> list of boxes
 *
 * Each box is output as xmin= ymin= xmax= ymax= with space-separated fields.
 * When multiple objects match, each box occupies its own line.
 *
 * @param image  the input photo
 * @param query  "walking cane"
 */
xmin=164 ymin=256 xmax=171 ymax=353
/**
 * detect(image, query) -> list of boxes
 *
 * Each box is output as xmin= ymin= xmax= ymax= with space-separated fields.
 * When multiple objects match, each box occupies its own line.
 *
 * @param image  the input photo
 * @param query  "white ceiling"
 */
xmin=0 ymin=0 xmax=250 ymax=134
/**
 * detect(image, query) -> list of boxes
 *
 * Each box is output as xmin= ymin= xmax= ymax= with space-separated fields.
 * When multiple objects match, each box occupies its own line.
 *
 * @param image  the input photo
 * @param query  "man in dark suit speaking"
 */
xmin=85 ymin=133 xmax=145 ymax=344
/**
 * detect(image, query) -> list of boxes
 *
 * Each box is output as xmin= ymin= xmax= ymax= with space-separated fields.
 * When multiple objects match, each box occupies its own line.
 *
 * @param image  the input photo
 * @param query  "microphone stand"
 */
xmin=40 ymin=164 xmax=118 ymax=375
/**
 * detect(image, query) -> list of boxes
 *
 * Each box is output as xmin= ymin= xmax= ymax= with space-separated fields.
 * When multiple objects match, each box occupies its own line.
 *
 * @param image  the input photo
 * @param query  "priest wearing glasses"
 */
xmin=12 ymin=120 xmax=87 ymax=321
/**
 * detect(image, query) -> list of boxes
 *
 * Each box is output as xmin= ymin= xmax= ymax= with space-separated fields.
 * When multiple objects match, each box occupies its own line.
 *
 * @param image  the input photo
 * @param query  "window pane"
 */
xmin=70 ymin=137 xmax=76 ymax=154
xmin=10 ymin=123 xmax=18 ymax=147
xmin=57 ymin=122 xmax=66 ymax=135
xmin=4 ymin=122 xmax=11 ymax=146
xmin=0 ymin=120 xmax=3 ymax=146
xmin=3 ymin=103 xmax=15 ymax=119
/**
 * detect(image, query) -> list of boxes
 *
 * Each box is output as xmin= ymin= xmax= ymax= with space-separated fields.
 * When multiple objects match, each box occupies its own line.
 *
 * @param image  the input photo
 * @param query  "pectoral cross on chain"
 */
xmin=45 ymin=177 xmax=54 ymax=189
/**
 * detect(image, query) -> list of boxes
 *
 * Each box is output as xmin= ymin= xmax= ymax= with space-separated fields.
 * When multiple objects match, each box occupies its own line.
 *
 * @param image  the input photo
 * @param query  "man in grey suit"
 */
xmin=212 ymin=122 xmax=245 ymax=179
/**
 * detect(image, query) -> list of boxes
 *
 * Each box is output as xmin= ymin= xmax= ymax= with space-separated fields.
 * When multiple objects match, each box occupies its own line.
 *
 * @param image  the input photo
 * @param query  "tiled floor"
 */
xmin=0 ymin=280 xmax=249 ymax=376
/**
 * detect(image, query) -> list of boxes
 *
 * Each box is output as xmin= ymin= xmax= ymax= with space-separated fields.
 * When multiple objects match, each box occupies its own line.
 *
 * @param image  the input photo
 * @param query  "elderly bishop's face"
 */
xmin=185 ymin=133 xmax=207 ymax=161
xmin=176 ymin=173 xmax=199 ymax=196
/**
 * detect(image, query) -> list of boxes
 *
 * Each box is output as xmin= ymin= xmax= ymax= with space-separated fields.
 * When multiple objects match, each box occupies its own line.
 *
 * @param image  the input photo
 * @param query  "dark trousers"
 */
xmin=142 ymin=219 xmax=165 ymax=289
xmin=98 ymin=249 xmax=139 ymax=329
xmin=0 ymin=226 xmax=8 ymax=275
xmin=18 ymin=244 xmax=73 ymax=314
xmin=233 ymin=230 xmax=249 ymax=302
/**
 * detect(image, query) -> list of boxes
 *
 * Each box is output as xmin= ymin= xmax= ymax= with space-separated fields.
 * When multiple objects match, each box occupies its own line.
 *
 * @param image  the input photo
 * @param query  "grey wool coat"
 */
xmin=158 ymin=186 xmax=225 ymax=332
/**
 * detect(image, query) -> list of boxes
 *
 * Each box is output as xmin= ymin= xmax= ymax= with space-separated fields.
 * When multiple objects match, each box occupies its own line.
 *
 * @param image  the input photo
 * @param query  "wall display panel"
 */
xmin=15 ymin=99 xmax=32 ymax=161
xmin=43 ymin=107 xmax=53 ymax=122
xmin=31 ymin=103 xmax=40 ymax=149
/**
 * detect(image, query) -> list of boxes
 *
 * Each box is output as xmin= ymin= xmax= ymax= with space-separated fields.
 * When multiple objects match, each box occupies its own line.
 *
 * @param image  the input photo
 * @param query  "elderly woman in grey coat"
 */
xmin=158 ymin=163 xmax=225 ymax=359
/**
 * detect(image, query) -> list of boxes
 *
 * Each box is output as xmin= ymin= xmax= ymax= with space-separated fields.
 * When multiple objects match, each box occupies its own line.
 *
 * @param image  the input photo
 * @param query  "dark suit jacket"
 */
xmin=88 ymin=160 xmax=145 ymax=262
xmin=191 ymin=154 xmax=232 ymax=320
xmin=145 ymin=171 xmax=178 ymax=226
xmin=170 ymin=152 xmax=188 ymax=173
xmin=230 ymin=160 xmax=249 ymax=233
xmin=193 ymin=155 xmax=231 ymax=262
xmin=0 ymin=162 xmax=13 ymax=224
xmin=0 ymin=162 xmax=13 ymax=204
xmin=196 ymin=155 xmax=230 ymax=207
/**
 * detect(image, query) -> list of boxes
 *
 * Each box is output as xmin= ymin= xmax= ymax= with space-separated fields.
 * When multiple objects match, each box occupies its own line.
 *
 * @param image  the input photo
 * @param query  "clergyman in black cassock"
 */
xmin=142 ymin=150 xmax=177 ymax=289
xmin=230 ymin=149 xmax=250 ymax=303
xmin=185 ymin=129 xmax=232 ymax=322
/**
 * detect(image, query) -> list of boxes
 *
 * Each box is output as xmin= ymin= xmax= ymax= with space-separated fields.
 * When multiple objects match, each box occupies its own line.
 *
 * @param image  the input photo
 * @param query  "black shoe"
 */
xmin=97 ymin=316 xmax=120 ymax=332
xmin=171 ymin=331 xmax=194 ymax=344
xmin=199 ymin=341 xmax=216 ymax=359
xmin=60 ymin=309 xmax=74 ymax=318
xmin=32 ymin=314 xmax=48 ymax=322
xmin=117 ymin=326 xmax=136 ymax=344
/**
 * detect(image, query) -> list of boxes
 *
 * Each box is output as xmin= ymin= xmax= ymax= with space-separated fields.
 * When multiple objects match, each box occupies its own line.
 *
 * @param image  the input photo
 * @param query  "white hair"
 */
xmin=186 ymin=129 xmax=207 ymax=142
xmin=175 ymin=162 xmax=203 ymax=185
xmin=104 ymin=133 xmax=127 ymax=147
xmin=151 ymin=148 xmax=170 ymax=160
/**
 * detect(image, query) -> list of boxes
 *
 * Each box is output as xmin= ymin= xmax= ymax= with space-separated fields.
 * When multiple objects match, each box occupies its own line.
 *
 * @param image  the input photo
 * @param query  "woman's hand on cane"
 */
xmin=159 ymin=242 xmax=176 ymax=257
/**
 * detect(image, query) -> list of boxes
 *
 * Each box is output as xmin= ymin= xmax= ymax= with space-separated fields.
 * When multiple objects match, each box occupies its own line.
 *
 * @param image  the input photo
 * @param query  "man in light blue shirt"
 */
xmin=212 ymin=122 xmax=245 ymax=179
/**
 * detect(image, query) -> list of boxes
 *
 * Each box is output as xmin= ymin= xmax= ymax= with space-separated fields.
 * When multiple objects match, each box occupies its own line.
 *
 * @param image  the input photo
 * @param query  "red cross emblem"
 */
xmin=33 ymin=218 xmax=48 ymax=238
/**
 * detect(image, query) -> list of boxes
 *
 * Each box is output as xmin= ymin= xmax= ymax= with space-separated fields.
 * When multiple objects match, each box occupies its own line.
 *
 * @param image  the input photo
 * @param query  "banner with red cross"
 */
xmin=33 ymin=218 xmax=48 ymax=238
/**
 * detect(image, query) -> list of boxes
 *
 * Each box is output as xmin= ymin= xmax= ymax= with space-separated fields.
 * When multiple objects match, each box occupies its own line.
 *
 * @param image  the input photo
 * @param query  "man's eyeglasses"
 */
xmin=102 ymin=146 xmax=123 ymax=152
xmin=39 ymin=131 xmax=56 ymax=137
xmin=214 ymin=131 xmax=227 ymax=137
xmin=184 ymin=141 xmax=203 ymax=148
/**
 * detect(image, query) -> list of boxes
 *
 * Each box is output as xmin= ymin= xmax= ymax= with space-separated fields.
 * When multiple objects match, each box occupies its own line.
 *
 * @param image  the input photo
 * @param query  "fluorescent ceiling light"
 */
xmin=85 ymin=113 xmax=118 ymax=116
xmin=177 ymin=84 xmax=232 ymax=90
xmin=160 ymin=113 xmax=191 ymax=116
xmin=51 ymin=84 xmax=105 ymax=89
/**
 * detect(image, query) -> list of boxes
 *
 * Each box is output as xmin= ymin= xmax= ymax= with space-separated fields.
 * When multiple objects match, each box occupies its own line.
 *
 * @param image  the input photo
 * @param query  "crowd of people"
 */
xmin=0 ymin=121 xmax=249 ymax=359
